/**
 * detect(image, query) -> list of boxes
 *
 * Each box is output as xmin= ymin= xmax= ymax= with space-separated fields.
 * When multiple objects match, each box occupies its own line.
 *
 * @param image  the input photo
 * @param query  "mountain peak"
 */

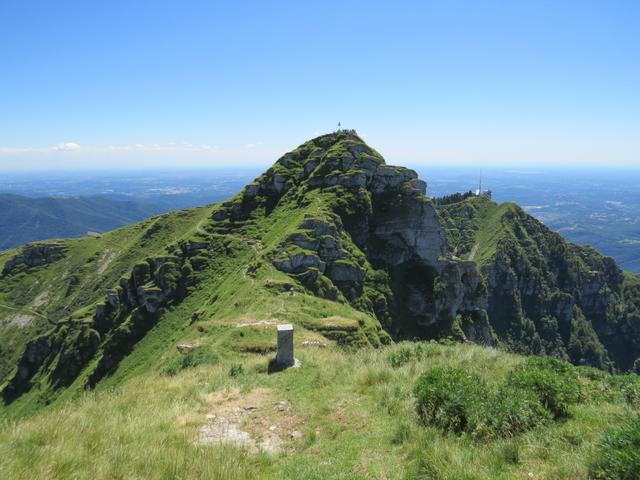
xmin=213 ymin=132 xmax=427 ymax=226
xmin=272 ymin=130 xmax=385 ymax=177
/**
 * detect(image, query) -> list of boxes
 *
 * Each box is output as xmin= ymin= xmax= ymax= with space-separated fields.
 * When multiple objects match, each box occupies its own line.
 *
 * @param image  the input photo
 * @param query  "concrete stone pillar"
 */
xmin=276 ymin=324 xmax=294 ymax=367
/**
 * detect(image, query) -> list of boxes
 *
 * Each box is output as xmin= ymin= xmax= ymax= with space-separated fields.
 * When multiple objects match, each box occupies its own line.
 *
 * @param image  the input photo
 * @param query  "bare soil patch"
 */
xmin=97 ymin=249 xmax=118 ymax=275
xmin=196 ymin=387 xmax=306 ymax=454
xmin=7 ymin=314 xmax=36 ymax=328
xmin=33 ymin=291 xmax=49 ymax=307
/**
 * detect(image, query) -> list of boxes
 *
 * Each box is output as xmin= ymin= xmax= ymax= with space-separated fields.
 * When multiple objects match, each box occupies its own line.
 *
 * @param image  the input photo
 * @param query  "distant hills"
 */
xmin=0 ymin=194 xmax=166 ymax=250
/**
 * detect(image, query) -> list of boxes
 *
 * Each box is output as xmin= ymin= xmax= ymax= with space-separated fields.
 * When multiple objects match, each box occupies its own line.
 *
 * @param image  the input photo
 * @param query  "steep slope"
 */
xmin=0 ymin=131 xmax=488 ymax=413
xmin=0 ymin=207 xmax=212 ymax=388
xmin=438 ymin=195 xmax=640 ymax=371
xmin=0 ymin=193 xmax=167 ymax=250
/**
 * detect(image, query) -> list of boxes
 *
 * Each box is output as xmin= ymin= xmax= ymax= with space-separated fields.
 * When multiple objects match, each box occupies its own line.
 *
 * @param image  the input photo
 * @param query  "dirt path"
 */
xmin=0 ymin=302 xmax=47 ymax=319
xmin=97 ymin=249 xmax=118 ymax=275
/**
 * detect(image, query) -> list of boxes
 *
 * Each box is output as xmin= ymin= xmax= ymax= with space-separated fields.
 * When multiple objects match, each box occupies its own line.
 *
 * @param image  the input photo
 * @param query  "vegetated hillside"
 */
xmin=0 ymin=206 xmax=212 ymax=391
xmin=438 ymin=196 xmax=640 ymax=371
xmin=0 ymin=130 xmax=492 ymax=415
xmin=0 ymin=193 xmax=165 ymax=250
xmin=0 ymin=132 xmax=638 ymax=479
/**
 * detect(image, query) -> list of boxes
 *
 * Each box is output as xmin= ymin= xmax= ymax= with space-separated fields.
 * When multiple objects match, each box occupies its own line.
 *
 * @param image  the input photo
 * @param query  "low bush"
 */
xmin=590 ymin=415 xmax=640 ymax=480
xmin=477 ymin=386 xmax=550 ymax=439
xmin=414 ymin=367 xmax=487 ymax=434
xmin=607 ymin=374 xmax=640 ymax=408
xmin=387 ymin=343 xmax=432 ymax=368
xmin=163 ymin=346 xmax=218 ymax=376
xmin=414 ymin=367 xmax=549 ymax=439
xmin=506 ymin=356 xmax=580 ymax=418
xmin=414 ymin=360 xmax=579 ymax=439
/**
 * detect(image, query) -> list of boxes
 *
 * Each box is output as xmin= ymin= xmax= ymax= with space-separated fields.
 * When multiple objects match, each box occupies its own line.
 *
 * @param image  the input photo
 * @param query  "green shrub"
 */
xmin=477 ymin=386 xmax=550 ymax=439
xmin=576 ymin=368 xmax=640 ymax=406
xmin=414 ymin=367 xmax=487 ymax=434
xmin=163 ymin=346 xmax=218 ymax=376
xmin=506 ymin=356 xmax=580 ymax=418
xmin=388 ymin=345 xmax=415 ymax=368
xmin=607 ymin=374 xmax=640 ymax=408
xmin=414 ymin=367 xmax=549 ymax=439
xmin=576 ymin=365 xmax=608 ymax=382
xmin=590 ymin=416 xmax=640 ymax=480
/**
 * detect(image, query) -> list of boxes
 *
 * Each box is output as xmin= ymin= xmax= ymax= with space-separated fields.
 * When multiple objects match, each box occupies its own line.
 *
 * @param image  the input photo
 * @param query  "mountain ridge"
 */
xmin=1 ymin=131 xmax=639 ymax=417
xmin=438 ymin=195 xmax=640 ymax=371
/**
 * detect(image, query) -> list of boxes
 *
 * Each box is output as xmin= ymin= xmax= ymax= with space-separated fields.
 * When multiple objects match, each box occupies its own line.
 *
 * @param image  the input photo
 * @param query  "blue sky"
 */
xmin=0 ymin=0 xmax=638 ymax=169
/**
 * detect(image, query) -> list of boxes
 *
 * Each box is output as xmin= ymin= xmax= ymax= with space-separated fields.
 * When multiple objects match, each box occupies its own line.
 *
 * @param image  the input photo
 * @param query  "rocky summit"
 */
xmin=213 ymin=131 xmax=489 ymax=340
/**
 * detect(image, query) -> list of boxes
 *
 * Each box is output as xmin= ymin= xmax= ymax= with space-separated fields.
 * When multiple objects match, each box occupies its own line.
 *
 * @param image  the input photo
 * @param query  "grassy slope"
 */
xmin=437 ymin=196 xmax=515 ymax=267
xmin=0 ymin=341 xmax=634 ymax=480
xmin=0 ymin=206 xmax=212 ymax=384
xmin=440 ymin=195 xmax=640 ymax=294
xmin=0 ymin=180 xmax=384 ymax=417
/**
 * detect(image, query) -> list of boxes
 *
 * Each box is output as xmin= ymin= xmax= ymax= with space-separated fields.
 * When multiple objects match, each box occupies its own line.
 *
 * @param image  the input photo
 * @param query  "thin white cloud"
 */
xmin=0 ymin=142 xmax=81 ymax=154
xmin=53 ymin=142 xmax=81 ymax=152
xmin=246 ymin=142 xmax=263 ymax=149
xmin=0 ymin=147 xmax=32 ymax=153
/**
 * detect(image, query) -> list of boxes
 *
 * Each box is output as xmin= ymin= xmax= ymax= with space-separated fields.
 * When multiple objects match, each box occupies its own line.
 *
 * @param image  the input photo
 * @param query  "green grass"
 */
xmin=590 ymin=415 xmax=640 ymax=479
xmin=0 ymin=341 xmax=636 ymax=479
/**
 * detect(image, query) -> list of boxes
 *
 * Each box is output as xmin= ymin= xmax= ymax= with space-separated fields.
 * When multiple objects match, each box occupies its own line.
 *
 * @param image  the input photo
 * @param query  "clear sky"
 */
xmin=0 ymin=0 xmax=638 ymax=170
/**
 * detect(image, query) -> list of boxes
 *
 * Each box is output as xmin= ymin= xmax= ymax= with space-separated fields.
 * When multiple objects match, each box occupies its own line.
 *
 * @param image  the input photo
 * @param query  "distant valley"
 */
xmin=0 ymin=194 xmax=167 ymax=250
xmin=0 ymin=169 xmax=259 ymax=251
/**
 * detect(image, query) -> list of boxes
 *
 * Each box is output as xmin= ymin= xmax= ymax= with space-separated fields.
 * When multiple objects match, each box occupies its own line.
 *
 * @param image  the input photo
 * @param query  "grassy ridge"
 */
xmin=0 ymin=162 xmax=385 ymax=416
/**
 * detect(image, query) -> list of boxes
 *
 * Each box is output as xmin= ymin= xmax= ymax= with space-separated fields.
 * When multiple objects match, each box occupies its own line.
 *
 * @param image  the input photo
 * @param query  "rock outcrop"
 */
xmin=2 ymin=242 xmax=66 ymax=276
xmin=3 ymin=232 xmax=203 ymax=402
